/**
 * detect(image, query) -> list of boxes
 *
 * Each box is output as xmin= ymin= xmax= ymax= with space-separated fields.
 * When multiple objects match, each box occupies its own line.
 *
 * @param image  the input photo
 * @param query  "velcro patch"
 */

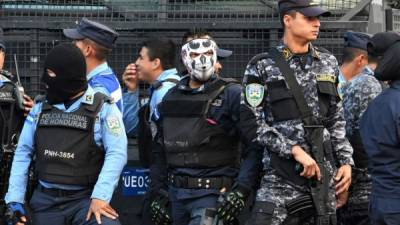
xmin=316 ymin=74 xmax=336 ymax=83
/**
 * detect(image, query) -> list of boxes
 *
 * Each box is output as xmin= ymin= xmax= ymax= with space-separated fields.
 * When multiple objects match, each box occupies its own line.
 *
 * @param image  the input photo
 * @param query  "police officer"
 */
xmin=121 ymin=38 xmax=179 ymax=138
xmin=4 ymin=43 xmax=127 ymax=225
xmin=337 ymin=31 xmax=371 ymax=99
xmin=0 ymin=28 xmax=31 ymax=225
xmin=241 ymin=1 xmax=353 ymax=224
xmin=338 ymin=32 xmax=382 ymax=225
xmin=121 ymin=38 xmax=180 ymax=225
xmin=149 ymin=37 xmax=262 ymax=225
xmin=64 ymin=18 xmax=123 ymax=111
xmin=0 ymin=28 xmax=33 ymax=114
xmin=360 ymin=31 xmax=400 ymax=225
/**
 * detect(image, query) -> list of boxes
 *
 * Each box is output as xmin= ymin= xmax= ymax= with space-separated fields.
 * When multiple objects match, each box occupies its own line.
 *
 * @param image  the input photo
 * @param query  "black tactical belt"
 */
xmin=168 ymin=174 xmax=233 ymax=190
xmin=38 ymin=184 xmax=91 ymax=197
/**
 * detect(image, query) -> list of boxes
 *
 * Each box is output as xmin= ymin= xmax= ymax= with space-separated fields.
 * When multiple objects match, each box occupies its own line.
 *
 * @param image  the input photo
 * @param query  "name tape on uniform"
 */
xmin=316 ymin=74 xmax=336 ymax=84
xmin=39 ymin=112 xmax=90 ymax=130
xmin=0 ymin=90 xmax=14 ymax=102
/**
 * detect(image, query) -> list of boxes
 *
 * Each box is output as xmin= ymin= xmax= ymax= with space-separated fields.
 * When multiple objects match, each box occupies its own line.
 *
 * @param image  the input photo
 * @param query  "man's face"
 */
xmin=285 ymin=12 xmax=321 ymax=42
xmin=135 ymin=47 xmax=155 ymax=83
xmin=0 ymin=49 xmax=4 ymax=70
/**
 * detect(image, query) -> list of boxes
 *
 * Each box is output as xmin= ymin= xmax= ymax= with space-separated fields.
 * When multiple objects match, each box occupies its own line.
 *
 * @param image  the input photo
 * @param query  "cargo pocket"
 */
xmin=267 ymin=80 xmax=300 ymax=122
xmin=247 ymin=201 xmax=275 ymax=225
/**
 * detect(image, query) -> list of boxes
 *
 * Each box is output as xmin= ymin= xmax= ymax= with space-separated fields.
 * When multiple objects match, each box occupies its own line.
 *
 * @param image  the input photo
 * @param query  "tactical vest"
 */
xmin=0 ymin=78 xmax=25 ymax=150
xmin=34 ymin=93 xmax=109 ymax=186
xmin=0 ymin=74 xmax=25 ymax=202
xmin=138 ymin=78 xmax=179 ymax=168
xmin=159 ymin=78 xmax=240 ymax=169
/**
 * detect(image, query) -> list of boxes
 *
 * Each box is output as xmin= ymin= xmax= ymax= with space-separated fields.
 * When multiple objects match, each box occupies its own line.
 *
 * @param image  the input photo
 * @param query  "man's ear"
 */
xmin=357 ymin=54 xmax=367 ymax=66
xmin=82 ymin=44 xmax=93 ymax=58
xmin=283 ymin=14 xmax=293 ymax=28
xmin=152 ymin=58 xmax=161 ymax=70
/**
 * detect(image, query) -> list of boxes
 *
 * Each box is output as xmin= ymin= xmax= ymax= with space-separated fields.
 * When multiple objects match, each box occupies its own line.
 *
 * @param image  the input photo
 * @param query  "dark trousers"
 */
xmin=338 ymin=203 xmax=370 ymax=225
xmin=169 ymin=188 xmax=222 ymax=225
xmin=29 ymin=186 xmax=121 ymax=225
xmin=369 ymin=196 xmax=400 ymax=225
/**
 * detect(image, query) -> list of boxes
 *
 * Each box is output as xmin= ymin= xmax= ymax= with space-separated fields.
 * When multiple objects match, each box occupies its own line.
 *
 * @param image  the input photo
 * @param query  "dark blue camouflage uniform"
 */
xmin=339 ymin=66 xmax=382 ymax=225
xmin=241 ymin=42 xmax=354 ymax=225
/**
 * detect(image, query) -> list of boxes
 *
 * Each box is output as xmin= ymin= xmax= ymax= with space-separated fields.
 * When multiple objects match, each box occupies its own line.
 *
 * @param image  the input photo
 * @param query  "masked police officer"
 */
xmin=64 ymin=18 xmax=123 ymax=112
xmin=360 ymin=31 xmax=400 ymax=225
xmin=241 ymin=1 xmax=354 ymax=224
xmin=4 ymin=43 xmax=127 ymax=225
xmin=149 ymin=37 xmax=262 ymax=225
xmin=338 ymin=32 xmax=382 ymax=225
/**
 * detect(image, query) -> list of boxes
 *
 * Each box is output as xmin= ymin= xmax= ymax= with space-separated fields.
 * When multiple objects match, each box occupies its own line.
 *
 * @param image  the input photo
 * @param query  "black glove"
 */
xmin=5 ymin=202 xmax=27 ymax=225
xmin=217 ymin=184 xmax=250 ymax=224
xmin=150 ymin=189 xmax=172 ymax=225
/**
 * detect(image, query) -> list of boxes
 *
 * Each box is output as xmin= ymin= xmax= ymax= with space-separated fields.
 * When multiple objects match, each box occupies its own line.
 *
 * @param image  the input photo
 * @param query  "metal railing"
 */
xmin=1 ymin=0 xmax=365 ymax=26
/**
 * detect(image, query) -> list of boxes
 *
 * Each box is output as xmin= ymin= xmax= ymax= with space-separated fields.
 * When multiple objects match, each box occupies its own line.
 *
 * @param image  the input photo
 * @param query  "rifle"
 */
xmin=270 ymin=48 xmax=336 ymax=225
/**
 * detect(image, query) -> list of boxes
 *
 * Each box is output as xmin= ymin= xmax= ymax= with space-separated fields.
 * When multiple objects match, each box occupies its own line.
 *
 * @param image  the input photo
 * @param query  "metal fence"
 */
xmin=1 ymin=0 xmax=364 ymax=26
xmin=1 ymin=0 xmax=368 ymax=97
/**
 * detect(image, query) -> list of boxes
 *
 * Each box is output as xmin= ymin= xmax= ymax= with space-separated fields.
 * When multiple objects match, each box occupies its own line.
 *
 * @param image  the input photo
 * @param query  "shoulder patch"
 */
xmin=245 ymin=83 xmax=265 ymax=107
xmin=106 ymin=116 xmax=122 ymax=136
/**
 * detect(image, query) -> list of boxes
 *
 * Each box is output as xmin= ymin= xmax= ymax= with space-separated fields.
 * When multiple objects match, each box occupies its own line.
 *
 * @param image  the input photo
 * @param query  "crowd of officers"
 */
xmin=1 ymin=0 xmax=400 ymax=225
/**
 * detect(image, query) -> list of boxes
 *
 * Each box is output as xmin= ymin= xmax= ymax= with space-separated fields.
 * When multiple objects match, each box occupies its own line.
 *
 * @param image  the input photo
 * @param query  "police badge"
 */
xmin=245 ymin=83 xmax=264 ymax=107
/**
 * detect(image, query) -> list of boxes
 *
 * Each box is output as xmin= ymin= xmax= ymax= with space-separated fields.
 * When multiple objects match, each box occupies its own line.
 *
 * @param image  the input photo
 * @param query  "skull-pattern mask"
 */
xmin=181 ymin=38 xmax=217 ymax=82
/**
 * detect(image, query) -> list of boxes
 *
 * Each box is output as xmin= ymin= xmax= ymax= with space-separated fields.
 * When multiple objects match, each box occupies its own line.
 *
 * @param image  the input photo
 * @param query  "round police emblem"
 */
xmin=245 ymin=83 xmax=264 ymax=107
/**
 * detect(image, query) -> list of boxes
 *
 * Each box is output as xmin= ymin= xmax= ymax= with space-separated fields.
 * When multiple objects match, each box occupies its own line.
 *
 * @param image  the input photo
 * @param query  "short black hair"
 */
xmin=141 ymin=38 xmax=176 ymax=70
xmin=182 ymin=29 xmax=211 ymax=45
xmin=342 ymin=47 xmax=367 ymax=64
xmin=83 ymin=38 xmax=112 ymax=61
xmin=367 ymin=53 xmax=380 ymax=65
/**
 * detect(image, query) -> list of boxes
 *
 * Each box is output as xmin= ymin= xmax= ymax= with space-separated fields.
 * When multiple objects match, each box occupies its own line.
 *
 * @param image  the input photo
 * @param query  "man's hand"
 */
xmin=22 ymin=94 xmax=34 ymax=115
xmin=292 ymin=145 xmax=321 ymax=180
xmin=217 ymin=187 xmax=248 ymax=224
xmin=86 ymin=199 xmax=119 ymax=224
xmin=5 ymin=202 xmax=27 ymax=225
xmin=335 ymin=164 xmax=352 ymax=195
xmin=336 ymin=191 xmax=349 ymax=209
xmin=122 ymin=63 xmax=138 ymax=92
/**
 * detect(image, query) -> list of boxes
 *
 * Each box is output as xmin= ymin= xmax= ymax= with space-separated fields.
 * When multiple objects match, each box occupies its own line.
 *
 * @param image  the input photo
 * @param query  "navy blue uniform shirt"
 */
xmin=360 ymin=79 xmax=400 ymax=198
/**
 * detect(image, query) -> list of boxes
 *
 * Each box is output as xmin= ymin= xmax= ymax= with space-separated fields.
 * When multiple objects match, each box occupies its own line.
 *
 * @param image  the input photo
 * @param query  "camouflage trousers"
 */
xmin=247 ymin=169 xmax=336 ymax=225
xmin=337 ymin=168 xmax=371 ymax=225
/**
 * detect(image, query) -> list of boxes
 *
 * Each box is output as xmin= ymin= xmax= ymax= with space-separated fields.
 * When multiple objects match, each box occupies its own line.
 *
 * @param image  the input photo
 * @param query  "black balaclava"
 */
xmin=42 ymin=43 xmax=87 ymax=105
